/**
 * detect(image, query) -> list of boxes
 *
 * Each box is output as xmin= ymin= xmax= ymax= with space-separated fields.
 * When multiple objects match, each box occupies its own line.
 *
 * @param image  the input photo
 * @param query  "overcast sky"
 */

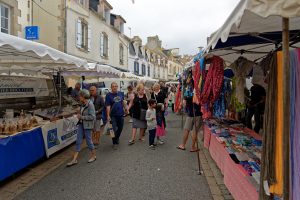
xmin=108 ymin=0 xmax=240 ymax=55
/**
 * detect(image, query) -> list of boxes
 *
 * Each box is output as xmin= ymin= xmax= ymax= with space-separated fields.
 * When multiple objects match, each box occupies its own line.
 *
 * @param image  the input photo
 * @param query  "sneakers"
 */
xmin=128 ymin=140 xmax=135 ymax=145
xmin=158 ymin=139 xmax=165 ymax=145
xmin=149 ymin=145 xmax=155 ymax=150
xmin=88 ymin=157 xmax=96 ymax=163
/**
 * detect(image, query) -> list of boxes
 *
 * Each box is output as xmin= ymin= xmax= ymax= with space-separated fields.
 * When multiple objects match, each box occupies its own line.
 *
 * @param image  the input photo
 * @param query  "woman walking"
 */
xmin=151 ymin=83 xmax=168 ymax=128
xmin=128 ymin=84 xmax=148 ymax=145
xmin=67 ymin=89 xmax=96 ymax=167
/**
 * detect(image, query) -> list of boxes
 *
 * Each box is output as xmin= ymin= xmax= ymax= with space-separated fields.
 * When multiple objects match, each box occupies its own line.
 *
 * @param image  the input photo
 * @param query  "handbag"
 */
xmin=138 ymin=95 xmax=147 ymax=121
xmin=108 ymin=123 xmax=115 ymax=138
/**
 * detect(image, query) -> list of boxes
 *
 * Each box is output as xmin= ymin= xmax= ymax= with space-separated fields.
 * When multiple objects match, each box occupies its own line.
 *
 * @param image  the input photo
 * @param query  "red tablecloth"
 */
xmin=203 ymin=124 xmax=259 ymax=200
xmin=203 ymin=125 xmax=211 ymax=149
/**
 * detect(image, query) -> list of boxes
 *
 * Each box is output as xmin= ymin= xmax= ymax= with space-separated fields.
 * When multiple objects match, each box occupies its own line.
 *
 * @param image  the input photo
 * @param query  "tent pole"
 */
xmin=181 ymin=70 xmax=184 ymax=130
xmin=282 ymin=17 xmax=290 ymax=200
xmin=59 ymin=71 xmax=62 ymax=111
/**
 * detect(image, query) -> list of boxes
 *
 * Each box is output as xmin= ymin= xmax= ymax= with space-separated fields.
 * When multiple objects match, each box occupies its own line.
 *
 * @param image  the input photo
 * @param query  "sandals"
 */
xmin=190 ymin=149 xmax=200 ymax=152
xmin=66 ymin=160 xmax=78 ymax=167
xmin=128 ymin=140 xmax=135 ymax=145
xmin=88 ymin=157 xmax=97 ymax=163
xmin=176 ymin=146 xmax=186 ymax=151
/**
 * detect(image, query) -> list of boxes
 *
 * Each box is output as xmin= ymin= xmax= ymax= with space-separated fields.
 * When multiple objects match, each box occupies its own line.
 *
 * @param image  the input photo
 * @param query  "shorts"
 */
xmin=184 ymin=116 xmax=202 ymax=132
xmin=94 ymin=119 xmax=102 ymax=132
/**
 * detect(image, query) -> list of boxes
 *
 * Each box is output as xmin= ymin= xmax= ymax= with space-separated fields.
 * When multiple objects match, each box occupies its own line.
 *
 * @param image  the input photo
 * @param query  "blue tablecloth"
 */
xmin=0 ymin=127 xmax=46 ymax=181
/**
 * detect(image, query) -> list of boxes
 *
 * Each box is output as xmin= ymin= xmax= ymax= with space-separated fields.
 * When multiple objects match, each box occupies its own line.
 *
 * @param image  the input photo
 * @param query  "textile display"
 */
xmin=252 ymin=64 xmax=267 ymax=89
xmin=260 ymin=52 xmax=277 ymax=200
xmin=192 ymin=61 xmax=201 ymax=104
xmin=0 ymin=127 xmax=46 ymax=181
xmin=230 ymin=78 xmax=246 ymax=113
xmin=204 ymin=119 xmax=261 ymax=200
xmin=174 ymin=84 xmax=182 ymax=113
xmin=229 ymin=57 xmax=254 ymax=104
xmin=269 ymin=51 xmax=283 ymax=195
xmin=213 ymin=79 xmax=231 ymax=118
xmin=201 ymin=56 xmax=224 ymax=105
xmin=290 ymin=48 xmax=300 ymax=200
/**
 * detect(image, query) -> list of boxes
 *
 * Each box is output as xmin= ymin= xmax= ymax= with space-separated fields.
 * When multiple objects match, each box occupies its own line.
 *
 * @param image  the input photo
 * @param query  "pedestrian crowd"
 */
xmin=67 ymin=81 xmax=202 ymax=167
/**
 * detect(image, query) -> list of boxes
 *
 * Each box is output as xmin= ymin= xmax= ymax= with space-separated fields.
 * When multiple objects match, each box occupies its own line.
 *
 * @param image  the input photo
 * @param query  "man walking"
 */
xmin=71 ymin=82 xmax=81 ymax=101
xmin=177 ymin=97 xmax=202 ymax=152
xmin=106 ymin=82 xmax=126 ymax=149
xmin=89 ymin=86 xmax=105 ymax=146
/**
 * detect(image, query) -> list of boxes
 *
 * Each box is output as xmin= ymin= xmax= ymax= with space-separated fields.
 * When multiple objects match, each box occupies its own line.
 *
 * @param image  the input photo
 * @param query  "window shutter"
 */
xmin=87 ymin=25 xmax=91 ymax=52
xmin=100 ymin=33 xmax=104 ymax=56
xmin=76 ymin=19 xmax=82 ymax=48
xmin=107 ymin=36 xmax=110 ymax=58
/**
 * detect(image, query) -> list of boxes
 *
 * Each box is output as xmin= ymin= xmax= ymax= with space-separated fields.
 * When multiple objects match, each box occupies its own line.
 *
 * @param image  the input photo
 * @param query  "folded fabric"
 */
xmin=247 ymin=176 xmax=260 ymax=192
xmin=235 ymin=152 xmax=250 ymax=162
xmin=252 ymin=172 xmax=261 ymax=184
xmin=229 ymin=154 xmax=240 ymax=164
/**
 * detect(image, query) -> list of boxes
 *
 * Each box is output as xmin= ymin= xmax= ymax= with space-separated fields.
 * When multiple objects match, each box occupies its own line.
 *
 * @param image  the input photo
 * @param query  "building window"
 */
xmin=142 ymin=64 xmax=146 ymax=76
xmin=100 ymin=32 xmax=109 ymax=58
xmin=0 ymin=3 xmax=9 ymax=34
xmin=173 ymin=66 xmax=176 ymax=75
xmin=134 ymin=61 xmax=139 ymax=74
xmin=119 ymin=44 xmax=124 ymax=65
xmin=79 ymin=0 xmax=84 ymax=6
xmin=76 ymin=19 xmax=91 ymax=51
xmin=147 ymin=66 xmax=150 ymax=77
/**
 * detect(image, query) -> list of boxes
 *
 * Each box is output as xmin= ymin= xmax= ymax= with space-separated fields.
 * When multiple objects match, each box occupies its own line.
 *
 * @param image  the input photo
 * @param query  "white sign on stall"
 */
xmin=0 ymin=76 xmax=49 ymax=99
xmin=41 ymin=116 xmax=78 ymax=157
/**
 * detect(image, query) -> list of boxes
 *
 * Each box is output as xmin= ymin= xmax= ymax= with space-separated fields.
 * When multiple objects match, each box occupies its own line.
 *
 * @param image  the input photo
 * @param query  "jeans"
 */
xmin=149 ymin=128 xmax=156 ymax=146
xmin=246 ymin=106 xmax=262 ymax=133
xmin=111 ymin=116 xmax=124 ymax=144
xmin=76 ymin=124 xmax=94 ymax=152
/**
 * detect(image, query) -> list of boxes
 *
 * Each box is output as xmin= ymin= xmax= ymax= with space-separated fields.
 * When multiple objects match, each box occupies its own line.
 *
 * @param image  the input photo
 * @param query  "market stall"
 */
xmin=0 ymin=32 xmax=88 ymax=181
xmin=199 ymin=0 xmax=300 ymax=199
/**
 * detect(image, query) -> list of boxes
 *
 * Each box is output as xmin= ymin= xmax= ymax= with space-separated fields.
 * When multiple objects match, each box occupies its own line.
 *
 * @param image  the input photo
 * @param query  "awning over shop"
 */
xmin=61 ymin=63 xmax=121 ymax=78
xmin=121 ymin=72 xmax=141 ymax=80
xmin=0 ymin=32 xmax=88 ymax=70
xmin=205 ymin=0 xmax=300 ymax=63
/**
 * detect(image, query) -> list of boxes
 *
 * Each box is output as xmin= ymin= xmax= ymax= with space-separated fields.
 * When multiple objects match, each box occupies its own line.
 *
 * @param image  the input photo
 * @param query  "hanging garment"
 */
xmin=252 ymin=64 xmax=267 ymax=89
xmin=269 ymin=51 xmax=283 ymax=196
xmin=213 ymin=79 xmax=231 ymax=118
xmin=193 ymin=61 xmax=201 ymax=104
xmin=201 ymin=56 xmax=224 ymax=105
xmin=229 ymin=57 xmax=254 ymax=104
xmin=259 ymin=52 xmax=277 ymax=200
xmin=174 ymin=84 xmax=182 ymax=113
xmin=291 ymin=48 xmax=300 ymax=200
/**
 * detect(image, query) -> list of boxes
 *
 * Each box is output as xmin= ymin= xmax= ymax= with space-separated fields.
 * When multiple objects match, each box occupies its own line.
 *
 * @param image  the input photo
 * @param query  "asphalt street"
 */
xmin=16 ymin=112 xmax=213 ymax=200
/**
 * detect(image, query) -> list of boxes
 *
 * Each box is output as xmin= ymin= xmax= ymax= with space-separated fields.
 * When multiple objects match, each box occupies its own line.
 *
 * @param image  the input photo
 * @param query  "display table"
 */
xmin=0 ymin=127 xmax=46 ymax=181
xmin=203 ymin=122 xmax=261 ymax=200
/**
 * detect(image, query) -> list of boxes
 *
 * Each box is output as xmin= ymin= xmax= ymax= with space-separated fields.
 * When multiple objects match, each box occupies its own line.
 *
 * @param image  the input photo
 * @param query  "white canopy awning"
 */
xmin=121 ymin=72 xmax=141 ymax=80
xmin=205 ymin=0 xmax=300 ymax=63
xmin=0 ymin=32 xmax=88 ymax=69
xmin=139 ymin=76 xmax=159 ymax=82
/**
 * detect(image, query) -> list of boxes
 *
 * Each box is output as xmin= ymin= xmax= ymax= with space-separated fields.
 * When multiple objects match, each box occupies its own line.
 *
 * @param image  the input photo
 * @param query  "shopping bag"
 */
xmin=108 ymin=123 xmax=115 ymax=138
xmin=103 ymin=122 xmax=109 ymax=134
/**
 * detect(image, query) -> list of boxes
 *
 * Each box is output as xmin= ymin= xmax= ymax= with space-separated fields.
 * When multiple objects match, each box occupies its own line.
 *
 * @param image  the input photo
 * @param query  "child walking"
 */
xmin=156 ymin=103 xmax=166 ymax=144
xmin=146 ymin=99 xmax=157 ymax=149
